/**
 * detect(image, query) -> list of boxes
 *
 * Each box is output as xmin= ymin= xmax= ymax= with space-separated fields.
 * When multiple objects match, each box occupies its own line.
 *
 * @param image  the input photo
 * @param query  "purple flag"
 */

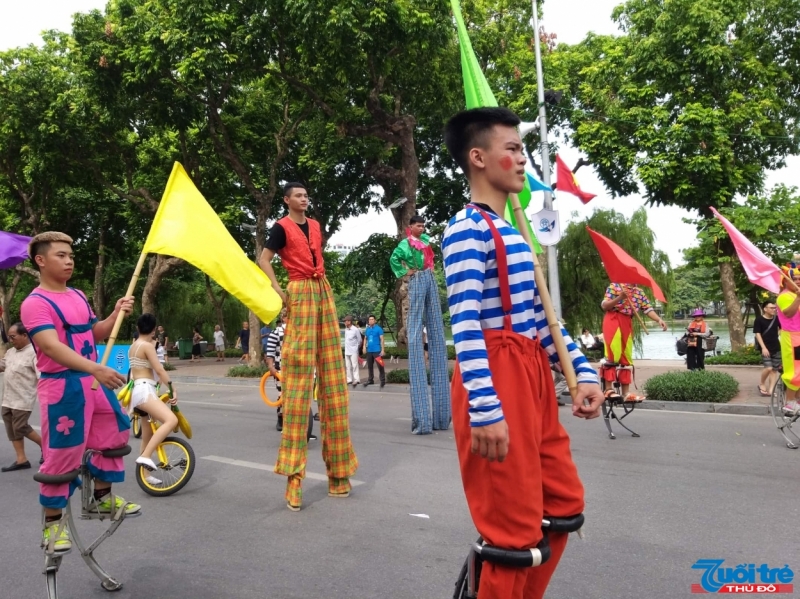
xmin=0 ymin=231 xmax=32 ymax=269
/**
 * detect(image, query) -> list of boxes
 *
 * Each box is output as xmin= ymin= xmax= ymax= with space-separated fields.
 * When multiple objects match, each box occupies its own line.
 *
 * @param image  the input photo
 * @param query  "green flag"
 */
xmin=450 ymin=0 xmax=542 ymax=254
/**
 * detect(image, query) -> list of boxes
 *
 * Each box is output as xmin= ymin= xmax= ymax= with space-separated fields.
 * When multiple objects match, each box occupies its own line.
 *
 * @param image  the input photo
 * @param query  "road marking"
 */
xmin=178 ymin=400 xmax=242 ymax=408
xmin=200 ymin=455 xmax=365 ymax=486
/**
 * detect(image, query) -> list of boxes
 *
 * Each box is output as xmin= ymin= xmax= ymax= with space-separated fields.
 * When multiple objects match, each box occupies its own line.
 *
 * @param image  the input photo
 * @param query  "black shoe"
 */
xmin=308 ymin=435 xmax=318 ymax=441
xmin=313 ymin=413 xmax=320 ymax=421
xmin=380 ymin=382 xmax=385 ymax=389
xmin=1 ymin=461 xmax=31 ymax=472
xmin=364 ymin=382 xmax=373 ymax=387
xmin=276 ymin=416 xmax=283 ymax=432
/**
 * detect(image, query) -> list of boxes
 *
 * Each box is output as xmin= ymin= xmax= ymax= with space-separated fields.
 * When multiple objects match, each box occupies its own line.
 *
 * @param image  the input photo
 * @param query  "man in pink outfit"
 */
xmin=21 ymin=231 xmax=139 ymax=553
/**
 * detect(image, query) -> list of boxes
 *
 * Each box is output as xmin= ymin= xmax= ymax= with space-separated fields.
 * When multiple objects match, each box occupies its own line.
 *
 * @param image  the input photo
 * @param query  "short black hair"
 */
xmin=137 ymin=313 xmax=157 ymax=335
xmin=283 ymin=182 xmax=307 ymax=197
xmin=368 ymin=314 xmax=376 ymax=320
xmin=409 ymin=215 xmax=425 ymax=225
xmin=762 ymin=300 xmax=776 ymax=309
xmin=444 ymin=107 xmax=522 ymax=175
xmin=9 ymin=322 xmax=27 ymax=336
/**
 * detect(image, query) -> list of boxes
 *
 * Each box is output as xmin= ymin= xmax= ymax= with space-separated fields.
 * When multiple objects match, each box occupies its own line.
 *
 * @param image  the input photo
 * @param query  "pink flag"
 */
xmin=710 ymin=207 xmax=782 ymax=293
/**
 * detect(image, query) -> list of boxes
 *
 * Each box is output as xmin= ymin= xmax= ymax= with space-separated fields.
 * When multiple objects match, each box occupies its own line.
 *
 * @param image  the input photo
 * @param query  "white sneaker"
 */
xmin=145 ymin=475 xmax=162 ymax=485
xmin=136 ymin=456 xmax=157 ymax=471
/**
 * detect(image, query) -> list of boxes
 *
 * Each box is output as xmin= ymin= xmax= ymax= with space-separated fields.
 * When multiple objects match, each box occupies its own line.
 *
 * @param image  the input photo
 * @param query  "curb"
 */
xmin=171 ymin=375 xmax=413 ymax=395
xmin=635 ymin=401 xmax=769 ymax=416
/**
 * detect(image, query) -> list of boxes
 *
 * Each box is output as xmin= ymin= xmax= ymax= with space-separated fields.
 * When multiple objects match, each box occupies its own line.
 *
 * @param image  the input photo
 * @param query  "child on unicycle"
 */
xmin=127 ymin=314 xmax=178 ymax=479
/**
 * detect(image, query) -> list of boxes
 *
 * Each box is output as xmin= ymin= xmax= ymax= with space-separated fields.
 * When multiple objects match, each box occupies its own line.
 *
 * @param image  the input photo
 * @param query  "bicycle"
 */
xmin=134 ymin=394 xmax=195 ymax=496
xmin=131 ymin=411 xmax=142 ymax=439
xmin=769 ymin=380 xmax=800 ymax=449
xmin=34 ymin=445 xmax=139 ymax=598
xmin=453 ymin=514 xmax=585 ymax=599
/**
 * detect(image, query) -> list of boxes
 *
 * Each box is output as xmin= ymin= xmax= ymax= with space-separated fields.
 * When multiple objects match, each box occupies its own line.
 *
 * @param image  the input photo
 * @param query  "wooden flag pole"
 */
xmin=510 ymin=194 xmax=578 ymax=399
xmin=91 ymin=250 xmax=148 ymax=390
xmin=626 ymin=295 xmax=650 ymax=335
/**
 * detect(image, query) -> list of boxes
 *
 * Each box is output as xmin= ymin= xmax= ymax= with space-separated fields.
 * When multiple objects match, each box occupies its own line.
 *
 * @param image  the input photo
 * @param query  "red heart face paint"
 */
xmin=499 ymin=155 xmax=513 ymax=170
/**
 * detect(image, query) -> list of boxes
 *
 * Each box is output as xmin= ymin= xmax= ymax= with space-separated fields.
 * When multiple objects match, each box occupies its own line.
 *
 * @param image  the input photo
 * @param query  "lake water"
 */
xmin=378 ymin=319 xmax=751 ymax=361
xmin=637 ymin=321 xmax=753 ymax=360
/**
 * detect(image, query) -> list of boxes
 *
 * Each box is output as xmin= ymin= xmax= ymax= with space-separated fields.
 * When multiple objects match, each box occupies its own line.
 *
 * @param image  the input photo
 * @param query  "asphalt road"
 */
xmin=0 ymin=383 xmax=797 ymax=599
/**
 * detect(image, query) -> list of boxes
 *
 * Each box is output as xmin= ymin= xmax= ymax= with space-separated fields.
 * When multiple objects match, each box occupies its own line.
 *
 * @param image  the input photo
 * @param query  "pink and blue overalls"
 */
xmin=24 ymin=289 xmax=130 ymax=509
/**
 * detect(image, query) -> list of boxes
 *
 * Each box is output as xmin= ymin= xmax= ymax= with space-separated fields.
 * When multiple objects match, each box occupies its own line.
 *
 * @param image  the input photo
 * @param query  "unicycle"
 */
xmin=770 ymin=380 xmax=800 ymax=449
xmin=134 ymin=394 xmax=195 ymax=496
xmin=35 ymin=445 xmax=140 ymax=599
xmin=453 ymin=515 xmax=584 ymax=599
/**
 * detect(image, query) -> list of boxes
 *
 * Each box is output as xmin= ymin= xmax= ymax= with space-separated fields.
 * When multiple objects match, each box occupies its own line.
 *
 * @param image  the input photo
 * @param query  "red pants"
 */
xmin=452 ymin=329 xmax=585 ymax=599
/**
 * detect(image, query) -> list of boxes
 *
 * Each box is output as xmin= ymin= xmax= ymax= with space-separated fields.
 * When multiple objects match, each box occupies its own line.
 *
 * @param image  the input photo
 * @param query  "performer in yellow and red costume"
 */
xmin=601 ymin=283 xmax=666 ymax=399
xmin=259 ymin=182 xmax=358 ymax=511
xmin=777 ymin=259 xmax=800 ymax=414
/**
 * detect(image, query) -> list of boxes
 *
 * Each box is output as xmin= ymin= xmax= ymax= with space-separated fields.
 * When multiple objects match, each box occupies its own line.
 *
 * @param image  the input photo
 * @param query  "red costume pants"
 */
xmin=451 ymin=329 xmax=585 ymax=599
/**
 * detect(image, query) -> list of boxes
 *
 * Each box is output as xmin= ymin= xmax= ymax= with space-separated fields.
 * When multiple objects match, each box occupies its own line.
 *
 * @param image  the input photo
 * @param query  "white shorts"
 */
xmin=130 ymin=379 xmax=158 ymax=413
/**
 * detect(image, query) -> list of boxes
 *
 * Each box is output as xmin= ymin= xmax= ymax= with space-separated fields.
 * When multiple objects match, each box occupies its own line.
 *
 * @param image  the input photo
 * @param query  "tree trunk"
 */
xmin=141 ymin=255 xmax=183 ymax=316
xmin=719 ymin=259 xmax=746 ymax=351
xmin=93 ymin=227 xmax=107 ymax=319
xmin=204 ymin=275 xmax=228 ymax=337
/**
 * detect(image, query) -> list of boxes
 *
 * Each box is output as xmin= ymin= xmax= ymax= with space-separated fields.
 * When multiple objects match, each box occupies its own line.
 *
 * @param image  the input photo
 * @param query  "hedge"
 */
xmin=227 ymin=365 xmax=268 ymax=378
xmin=383 ymin=346 xmax=457 ymax=361
xmin=386 ymin=368 xmax=455 ymax=384
xmin=705 ymin=349 xmax=762 ymax=366
xmin=642 ymin=370 xmax=739 ymax=403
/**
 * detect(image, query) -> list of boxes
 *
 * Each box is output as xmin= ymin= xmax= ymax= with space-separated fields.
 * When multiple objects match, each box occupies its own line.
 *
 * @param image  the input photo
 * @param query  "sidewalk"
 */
xmin=167 ymin=357 xmax=770 ymax=405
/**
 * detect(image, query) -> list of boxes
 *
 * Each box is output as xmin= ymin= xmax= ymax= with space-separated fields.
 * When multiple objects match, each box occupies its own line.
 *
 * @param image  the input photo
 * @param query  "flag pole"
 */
xmin=511 ymin=193 xmax=578 ymax=398
xmin=626 ymin=296 xmax=650 ymax=335
xmin=530 ymin=0 xmax=562 ymax=319
xmin=91 ymin=250 xmax=148 ymax=390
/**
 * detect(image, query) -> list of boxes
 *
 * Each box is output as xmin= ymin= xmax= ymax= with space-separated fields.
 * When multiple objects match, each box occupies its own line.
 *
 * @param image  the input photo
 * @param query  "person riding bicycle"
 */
xmin=777 ymin=259 xmax=800 ymax=414
xmin=128 ymin=314 xmax=179 ymax=478
xmin=442 ymin=108 xmax=604 ymax=599
xmin=21 ymin=231 xmax=140 ymax=553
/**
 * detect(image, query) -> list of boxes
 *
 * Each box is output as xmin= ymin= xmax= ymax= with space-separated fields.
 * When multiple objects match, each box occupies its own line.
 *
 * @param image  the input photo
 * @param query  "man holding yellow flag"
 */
xmin=259 ymin=183 xmax=358 ymax=511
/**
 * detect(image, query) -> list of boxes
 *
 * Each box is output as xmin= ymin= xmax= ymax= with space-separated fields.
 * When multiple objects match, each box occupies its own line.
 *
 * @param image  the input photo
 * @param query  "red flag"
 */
xmin=556 ymin=155 xmax=596 ymax=204
xmin=586 ymin=226 xmax=667 ymax=302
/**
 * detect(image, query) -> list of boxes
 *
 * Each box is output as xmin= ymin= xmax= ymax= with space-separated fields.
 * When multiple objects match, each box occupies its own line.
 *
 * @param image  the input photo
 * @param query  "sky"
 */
xmin=3 ymin=0 xmax=798 ymax=267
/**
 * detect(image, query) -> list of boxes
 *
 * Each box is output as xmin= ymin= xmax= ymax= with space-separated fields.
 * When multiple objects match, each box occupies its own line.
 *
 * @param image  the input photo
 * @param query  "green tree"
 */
xmin=557 ymin=208 xmax=672 ymax=340
xmin=671 ymin=265 xmax=720 ymax=316
xmin=552 ymin=0 xmax=800 ymax=350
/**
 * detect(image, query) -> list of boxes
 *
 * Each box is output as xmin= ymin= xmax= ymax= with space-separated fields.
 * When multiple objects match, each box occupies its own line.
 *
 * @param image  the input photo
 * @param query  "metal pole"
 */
xmin=531 ymin=0 xmax=562 ymax=319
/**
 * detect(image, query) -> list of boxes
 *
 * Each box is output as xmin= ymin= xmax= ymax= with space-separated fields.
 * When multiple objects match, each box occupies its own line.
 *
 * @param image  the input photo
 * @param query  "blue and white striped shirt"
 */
xmin=442 ymin=205 xmax=597 ymax=427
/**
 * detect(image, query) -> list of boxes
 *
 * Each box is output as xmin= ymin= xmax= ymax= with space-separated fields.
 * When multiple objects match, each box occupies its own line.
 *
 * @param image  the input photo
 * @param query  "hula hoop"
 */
xmin=260 ymin=372 xmax=282 ymax=407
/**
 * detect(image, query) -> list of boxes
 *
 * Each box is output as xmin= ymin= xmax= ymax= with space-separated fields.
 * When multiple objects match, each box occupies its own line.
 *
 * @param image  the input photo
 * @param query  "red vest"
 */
xmin=277 ymin=216 xmax=326 ymax=281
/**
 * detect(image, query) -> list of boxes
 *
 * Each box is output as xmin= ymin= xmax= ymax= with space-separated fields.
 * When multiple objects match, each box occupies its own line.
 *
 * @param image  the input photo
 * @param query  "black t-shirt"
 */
xmin=265 ymin=221 xmax=315 ymax=266
xmin=753 ymin=315 xmax=780 ymax=353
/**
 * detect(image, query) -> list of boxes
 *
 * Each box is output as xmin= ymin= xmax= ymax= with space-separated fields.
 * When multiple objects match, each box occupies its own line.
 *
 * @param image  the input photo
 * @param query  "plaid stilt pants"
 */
xmin=407 ymin=269 xmax=451 ymax=434
xmin=275 ymin=277 xmax=358 ymax=500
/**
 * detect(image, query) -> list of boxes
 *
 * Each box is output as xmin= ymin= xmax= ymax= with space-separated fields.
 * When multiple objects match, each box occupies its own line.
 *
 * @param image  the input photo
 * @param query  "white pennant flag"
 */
xmin=533 ymin=209 xmax=561 ymax=246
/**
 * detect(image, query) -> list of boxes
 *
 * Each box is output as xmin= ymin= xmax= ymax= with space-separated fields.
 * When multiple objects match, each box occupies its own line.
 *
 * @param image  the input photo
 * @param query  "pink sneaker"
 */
xmin=782 ymin=400 xmax=800 ymax=415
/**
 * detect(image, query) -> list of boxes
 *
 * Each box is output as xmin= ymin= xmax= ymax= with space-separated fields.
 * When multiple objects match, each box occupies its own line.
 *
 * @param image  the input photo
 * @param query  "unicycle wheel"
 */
xmin=135 ymin=437 xmax=195 ymax=496
xmin=132 ymin=413 xmax=142 ymax=439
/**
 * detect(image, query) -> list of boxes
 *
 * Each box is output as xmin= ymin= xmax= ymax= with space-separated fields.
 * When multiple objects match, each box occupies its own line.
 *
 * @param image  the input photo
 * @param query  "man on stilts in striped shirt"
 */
xmin=259 ymin=183 xmax=357 ymax=512
xmin=442 ymin=107 xmax=604 ymax=599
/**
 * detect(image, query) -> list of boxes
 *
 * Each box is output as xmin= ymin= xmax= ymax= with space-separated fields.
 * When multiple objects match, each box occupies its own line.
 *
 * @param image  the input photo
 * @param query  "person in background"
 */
xmin=236 ymin=321 xmax=250 ymax=364
xmin=362 ymin=315 xmax=385 ymax=388
xmin=579 ymin=328 xmax=603 ymax=351
xmin=754 ymin=300 xmax=781 ymax=396
xmin=685 ymin=309 xmax=711 ymax=370
xmin=0 ymin=323 xmax=43 ymax=472
xmin=343 ymin=316 xmax=362 ymax=388
xmin=156 ymin=325 xmax=169 ymax=363
xmin=260 ymin=322 xmax=271 ymax=358
xmin=191 ymin=327 xmax=203 ymax=362
xmin=213 ymin=325 xmax=226 ymax=362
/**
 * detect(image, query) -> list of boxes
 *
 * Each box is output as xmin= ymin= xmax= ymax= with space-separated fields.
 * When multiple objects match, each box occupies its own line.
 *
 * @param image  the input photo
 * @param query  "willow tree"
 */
xmin=558 ymin=208 xmax=673 ymax=340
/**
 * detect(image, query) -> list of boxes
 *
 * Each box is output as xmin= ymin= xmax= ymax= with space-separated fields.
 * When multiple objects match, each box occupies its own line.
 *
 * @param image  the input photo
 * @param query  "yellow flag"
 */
xmin=143 ymin=162 xmax=282 ymax=325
